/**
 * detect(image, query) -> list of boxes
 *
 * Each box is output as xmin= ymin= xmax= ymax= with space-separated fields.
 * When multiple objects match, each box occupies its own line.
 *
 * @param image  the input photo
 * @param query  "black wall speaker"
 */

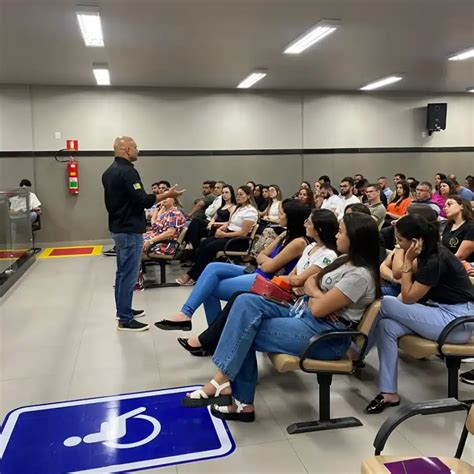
xmin=427 ymin=103 xmax=447 ymax=132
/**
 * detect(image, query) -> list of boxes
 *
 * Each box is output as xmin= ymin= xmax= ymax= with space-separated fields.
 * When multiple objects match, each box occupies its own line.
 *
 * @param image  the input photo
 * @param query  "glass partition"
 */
xmin=0 ymin=189 xmax=33 ymax=276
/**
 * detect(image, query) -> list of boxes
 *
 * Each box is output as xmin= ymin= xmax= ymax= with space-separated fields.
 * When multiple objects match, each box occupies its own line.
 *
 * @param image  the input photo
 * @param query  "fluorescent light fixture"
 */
xmin=466 ymin=87 xmax=474 ymax=93
xmin=93 ymin=64 xmax=110 ymax=85
xmin=283 ymin=19 xmax=341 ymax=55
xmin=448 ymin=47 xmax=474 ymax=61
xmin=76 ymin=5 xmax=104 ymax=47
xmin=237 ymin=70 xmax=267 ymax=89
xmin=360 ymin=74 xmax=405 ymax=91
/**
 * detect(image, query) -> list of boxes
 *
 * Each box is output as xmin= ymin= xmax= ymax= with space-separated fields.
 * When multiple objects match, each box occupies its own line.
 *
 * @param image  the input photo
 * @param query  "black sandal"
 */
xmin=211 ymin=400 xmax=255 ymax=423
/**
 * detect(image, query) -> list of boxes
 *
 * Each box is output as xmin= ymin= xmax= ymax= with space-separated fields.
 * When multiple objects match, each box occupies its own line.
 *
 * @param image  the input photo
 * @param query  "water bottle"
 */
xmin=290 ymin=295 xmax=309 ymax=318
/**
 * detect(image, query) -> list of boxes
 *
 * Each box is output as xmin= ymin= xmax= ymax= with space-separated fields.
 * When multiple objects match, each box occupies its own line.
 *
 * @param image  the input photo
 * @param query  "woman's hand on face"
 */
xmin=405 ymin=238 xmax=423 ymax=262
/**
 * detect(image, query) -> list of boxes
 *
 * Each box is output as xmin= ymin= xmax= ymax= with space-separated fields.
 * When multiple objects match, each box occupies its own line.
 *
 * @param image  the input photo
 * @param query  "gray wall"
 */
xmin=0 ymin=85 xmax=473 ymax=244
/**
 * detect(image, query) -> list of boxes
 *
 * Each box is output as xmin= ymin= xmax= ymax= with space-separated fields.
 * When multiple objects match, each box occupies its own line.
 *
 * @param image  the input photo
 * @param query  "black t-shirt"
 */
xmin=415 ymin=246 xmax=474 ymax=304
xmin=442 ymin=221 xmax=474 ymax=262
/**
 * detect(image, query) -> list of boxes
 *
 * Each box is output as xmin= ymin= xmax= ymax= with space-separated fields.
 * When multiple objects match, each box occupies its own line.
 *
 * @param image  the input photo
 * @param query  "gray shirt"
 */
xmin=367 ymin=202 xmax=387 ymax=230
xmin=319 ymin=262 xmax=376 ymax=323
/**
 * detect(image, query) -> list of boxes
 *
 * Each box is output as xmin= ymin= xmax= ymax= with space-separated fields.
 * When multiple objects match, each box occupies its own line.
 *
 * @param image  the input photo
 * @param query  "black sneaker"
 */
xmin=460 ymin=369 xmax=474 ymax=385
xmin=118 ymin=320 xmax=150 ymax=332
xmin=103 ymin=246 xmax=117 ymax=257
xmin=116 ymin=309 xmax=146 ymax=320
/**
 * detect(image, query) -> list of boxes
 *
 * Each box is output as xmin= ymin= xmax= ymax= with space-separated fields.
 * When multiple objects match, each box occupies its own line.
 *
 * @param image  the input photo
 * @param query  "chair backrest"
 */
xmin=355 ymin=299 xmax=382 ymax=351
xmin=176 ymin=226 xmax=188 ymax=246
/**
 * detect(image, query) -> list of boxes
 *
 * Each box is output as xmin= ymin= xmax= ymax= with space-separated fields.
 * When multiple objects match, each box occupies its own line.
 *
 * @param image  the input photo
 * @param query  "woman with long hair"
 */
xmin=386 ymin=180 xmax=412 ymax=219
xmin=181 ymin=213 xmax=380 ymax=422
xmin=313 ymin=181 xmax=324 ymax=209
xmin=297 ymin=187 xmax=315 ymax=208
xmin=260 ymin=184 xmax=282 ymax=224
xmin=253 ymin=184 xmax=268 ymax=212
xmin=442 ymin=195 xmax=474 ymax=261
xmin=366 ymin=214 xmax=474 ymax=414
xmin=207 ymin=185 xmax=236 ymax=235
xmin=433 ymin=179 xmax=458 ymax=218
xmin=156 ymin=200 xmax=312 ymax=330
xmin=176 ymin=186 xmax=258 ymax=286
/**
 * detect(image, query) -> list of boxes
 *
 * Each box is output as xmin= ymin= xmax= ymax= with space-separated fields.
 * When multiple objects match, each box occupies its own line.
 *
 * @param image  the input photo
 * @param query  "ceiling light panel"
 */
xmin=466 ymin=87 xmax=474 ymax=93
xmin=76 ymin=6 xmax=104 ymax=47
xmin=283 ymin=19 xmax=341 ymax=55
xmin=237 ymin=71 xmax=267 ymax=89
xmin=448 ymin=47 xmax=474 ymax=61
xmin=360 ymin=74 xmax=405 ymax=91
xmin=93 ymin=64 xmax=110 ymax=85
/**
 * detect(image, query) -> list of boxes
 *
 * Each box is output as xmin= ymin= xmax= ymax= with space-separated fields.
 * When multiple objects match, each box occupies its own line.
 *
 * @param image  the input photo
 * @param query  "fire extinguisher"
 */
xmin=67 ymin=159 xmax=79 ymax=195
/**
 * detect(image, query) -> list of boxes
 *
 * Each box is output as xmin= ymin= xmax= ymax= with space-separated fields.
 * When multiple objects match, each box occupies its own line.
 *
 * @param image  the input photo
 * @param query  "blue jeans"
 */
xmin=375 ymin=296 xmax=473 ymax=393
xmin=181 ymin=262 xmax=257 ymax=325
xmin=212 ymin=293 xmax=351 ymax=404
xmin=111 ymin=232 xmax=143 ymax=322
xmin=381 ymin=283 xmax=401 ymax=297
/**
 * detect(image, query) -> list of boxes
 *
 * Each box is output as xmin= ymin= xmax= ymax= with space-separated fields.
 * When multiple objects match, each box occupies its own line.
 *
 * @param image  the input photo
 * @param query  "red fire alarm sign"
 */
xmin=66 ymin=139 xmax=79 ymax=151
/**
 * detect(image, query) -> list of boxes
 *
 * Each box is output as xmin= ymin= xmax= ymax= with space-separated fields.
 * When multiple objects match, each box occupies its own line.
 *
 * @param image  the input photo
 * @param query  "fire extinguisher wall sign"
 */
xmin=67 ymin=159 xmax=79 ymax=195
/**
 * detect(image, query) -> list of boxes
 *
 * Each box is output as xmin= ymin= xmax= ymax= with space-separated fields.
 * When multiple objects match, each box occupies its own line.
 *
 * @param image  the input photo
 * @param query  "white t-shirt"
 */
xmin=321 ymin=195 xmax=342 ymax=214
xmin=228 ymin=205 xmax=259 ymax=232
xmin=337 ymin=195 xmax=360 ymax=218
xmin=9 ymin=192 xmax=41 ymax=213
xmin=296 ymin=243 xmax=338 ymax=275
xmin=205 ymin=195 xmax=223 ymax=219
xmin=267 ymin=200 xmax=280 ymax=221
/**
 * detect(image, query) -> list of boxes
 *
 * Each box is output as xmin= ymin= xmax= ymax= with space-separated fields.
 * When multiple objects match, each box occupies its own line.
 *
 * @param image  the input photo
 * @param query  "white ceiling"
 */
xmin=0 ymin=0 xmax=473 ymax=92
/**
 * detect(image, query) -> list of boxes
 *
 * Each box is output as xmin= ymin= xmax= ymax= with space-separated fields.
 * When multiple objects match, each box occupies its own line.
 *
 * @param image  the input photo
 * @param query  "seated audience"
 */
xmin=442 ymin=196 xmax=474 ymax=262
xmin=180 ymin=213 xmax=380 ymax=421
xmin=183 ymin=180 xmax=218 ymax=255
xmin=207 ymin=185 xmax=237 ymax=235
xmin=466 ymin=176 xmax=474 ymax=193
xmin=386 ymin=180 xmax=412 ymax=219
xmin=178 ymin=208 xmax=340 ymax=356
xmin=156 ymin=200 xmax=313 ymax=330
xmin=378 ymin=176 xmax=393 ymax=200
xmin=319 ymin=175 xmax=339 ymax=195
xmin=297 ymin=186 xmax=315 ymax=208
xmin=313 ymin=181 xmax=324 ymax=209
xmin=9 ymin=179 xmax=42 ymax=223
xmin=337 ymin=177 xmax=361 ymax=218
xmin=365 ymin=183 xmax=387 ymax=230
xmin=259 ymin=184 xmax=282 ymax=224
xmin=146 ymin=180 xmax=171 ymax=220
xmin=412 ymin=181 xmax=441 ymax=214
xmin=246 ymin=181 xmax=256 ymax=193
xmin=434 ymin=178 xmax=458 ymax=218
xmin=408 ymin=179 xmax=419 ymax=199
xmin=454 ymin=179 xmax=474 ymax=202
xmin=354 ymin=179 xmax=369 ymax=202
xmin=320 ymin=183 xmax=342 ymax=215
xmin=253 ymin=184 xmax=268 ymax=212
xmin=390 ymin=173 xmax=407 ymax=200
xmin=176 ymin=185 xmax=258 ymax=286
xmin=204 ymin=181 xmax=225 ymax=220
xmin=366 ymin=214 xmax=474 ymax=414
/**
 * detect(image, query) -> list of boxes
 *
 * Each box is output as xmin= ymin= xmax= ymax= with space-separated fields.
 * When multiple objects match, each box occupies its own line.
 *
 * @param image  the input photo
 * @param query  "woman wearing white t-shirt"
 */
xmin=176 ymin=209 xmax=339 ymax=356
xmin=176 ymin=186 xmax=259 ymax=286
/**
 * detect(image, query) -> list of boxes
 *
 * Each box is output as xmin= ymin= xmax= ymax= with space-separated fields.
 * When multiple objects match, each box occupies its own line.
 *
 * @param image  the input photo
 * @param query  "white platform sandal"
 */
xmin=182 ymin=379 xmax=232 ymax=408
xmin=211 ymin=399 xmax=255 ymax=422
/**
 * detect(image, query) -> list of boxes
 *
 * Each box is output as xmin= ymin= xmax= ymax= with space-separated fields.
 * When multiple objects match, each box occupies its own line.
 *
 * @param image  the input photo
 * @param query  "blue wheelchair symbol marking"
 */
xmin=0 ymin=386 xmax=235 ymax=473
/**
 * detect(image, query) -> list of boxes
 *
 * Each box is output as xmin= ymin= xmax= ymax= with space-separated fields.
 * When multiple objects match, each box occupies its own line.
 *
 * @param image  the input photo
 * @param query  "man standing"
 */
xmin=365 ymin=183 xmax=387 ymax=230
xmin=102 ymin=136 xmax=184 ymax=331
xmin=337 ymin=177 xmax=360 ymax=218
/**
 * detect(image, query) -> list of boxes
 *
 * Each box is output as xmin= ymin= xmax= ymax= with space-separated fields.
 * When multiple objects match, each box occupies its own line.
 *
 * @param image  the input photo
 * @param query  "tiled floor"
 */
xmin=1 ymin=256 xmax=473 ymax=473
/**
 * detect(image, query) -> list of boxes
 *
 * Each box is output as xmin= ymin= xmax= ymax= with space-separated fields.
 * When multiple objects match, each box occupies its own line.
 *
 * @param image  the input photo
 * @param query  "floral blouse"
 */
xmin=143 ymin=207 xmax=186 ymax=255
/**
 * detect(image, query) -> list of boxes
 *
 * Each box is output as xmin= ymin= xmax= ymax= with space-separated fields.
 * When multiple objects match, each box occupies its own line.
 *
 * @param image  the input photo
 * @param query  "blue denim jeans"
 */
xmin=212 ymin=293 xmax=351 ymax=404
xmin=111 ymin=232 xmax=143 ymax=322
xmin=375 ymin=296 xmax=473 ymax=393
xmin=181 ymin=262 xmax=257 ymax=325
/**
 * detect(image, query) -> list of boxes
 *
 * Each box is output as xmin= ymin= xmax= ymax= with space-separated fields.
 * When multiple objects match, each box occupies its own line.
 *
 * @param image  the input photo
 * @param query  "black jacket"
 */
xmin=102 ymin=157 xmax=156 ymax=234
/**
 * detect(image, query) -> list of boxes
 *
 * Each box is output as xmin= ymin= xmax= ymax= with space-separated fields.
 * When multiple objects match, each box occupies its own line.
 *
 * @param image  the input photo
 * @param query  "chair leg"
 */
xmin=287 ymin=373 xmax=363 ymax=434
xmin=446 ymin=357 xmax=461 ymax=399
xmin=143 ymin=261 xmax=180 ymax=289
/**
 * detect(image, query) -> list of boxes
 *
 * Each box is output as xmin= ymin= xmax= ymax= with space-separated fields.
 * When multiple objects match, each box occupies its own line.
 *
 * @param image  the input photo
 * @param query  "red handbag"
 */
xmin=250 ymin=274 xmax=293 ymax=302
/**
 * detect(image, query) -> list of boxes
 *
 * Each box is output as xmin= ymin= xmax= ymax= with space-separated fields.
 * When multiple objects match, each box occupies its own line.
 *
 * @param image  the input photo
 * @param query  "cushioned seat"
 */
xmin=269 ymin=353 xmax=353 ymax=374
xmin=362 ymin=398 xmax=474 ymax=473
xmin=361 ymin=456 xmax=473 ymax=474
xmin=267 ymin=299 xmax=382 ymax=434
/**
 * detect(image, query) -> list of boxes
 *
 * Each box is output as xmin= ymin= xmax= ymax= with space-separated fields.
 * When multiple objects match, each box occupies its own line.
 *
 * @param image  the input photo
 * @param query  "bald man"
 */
xmin=102 ymin=136 xmax=184 ymax=331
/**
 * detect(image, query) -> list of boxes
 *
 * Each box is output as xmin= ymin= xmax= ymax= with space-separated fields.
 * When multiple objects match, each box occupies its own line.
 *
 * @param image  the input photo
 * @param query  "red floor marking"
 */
xmin=49 ymin=247 xmax=94 ymax=256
